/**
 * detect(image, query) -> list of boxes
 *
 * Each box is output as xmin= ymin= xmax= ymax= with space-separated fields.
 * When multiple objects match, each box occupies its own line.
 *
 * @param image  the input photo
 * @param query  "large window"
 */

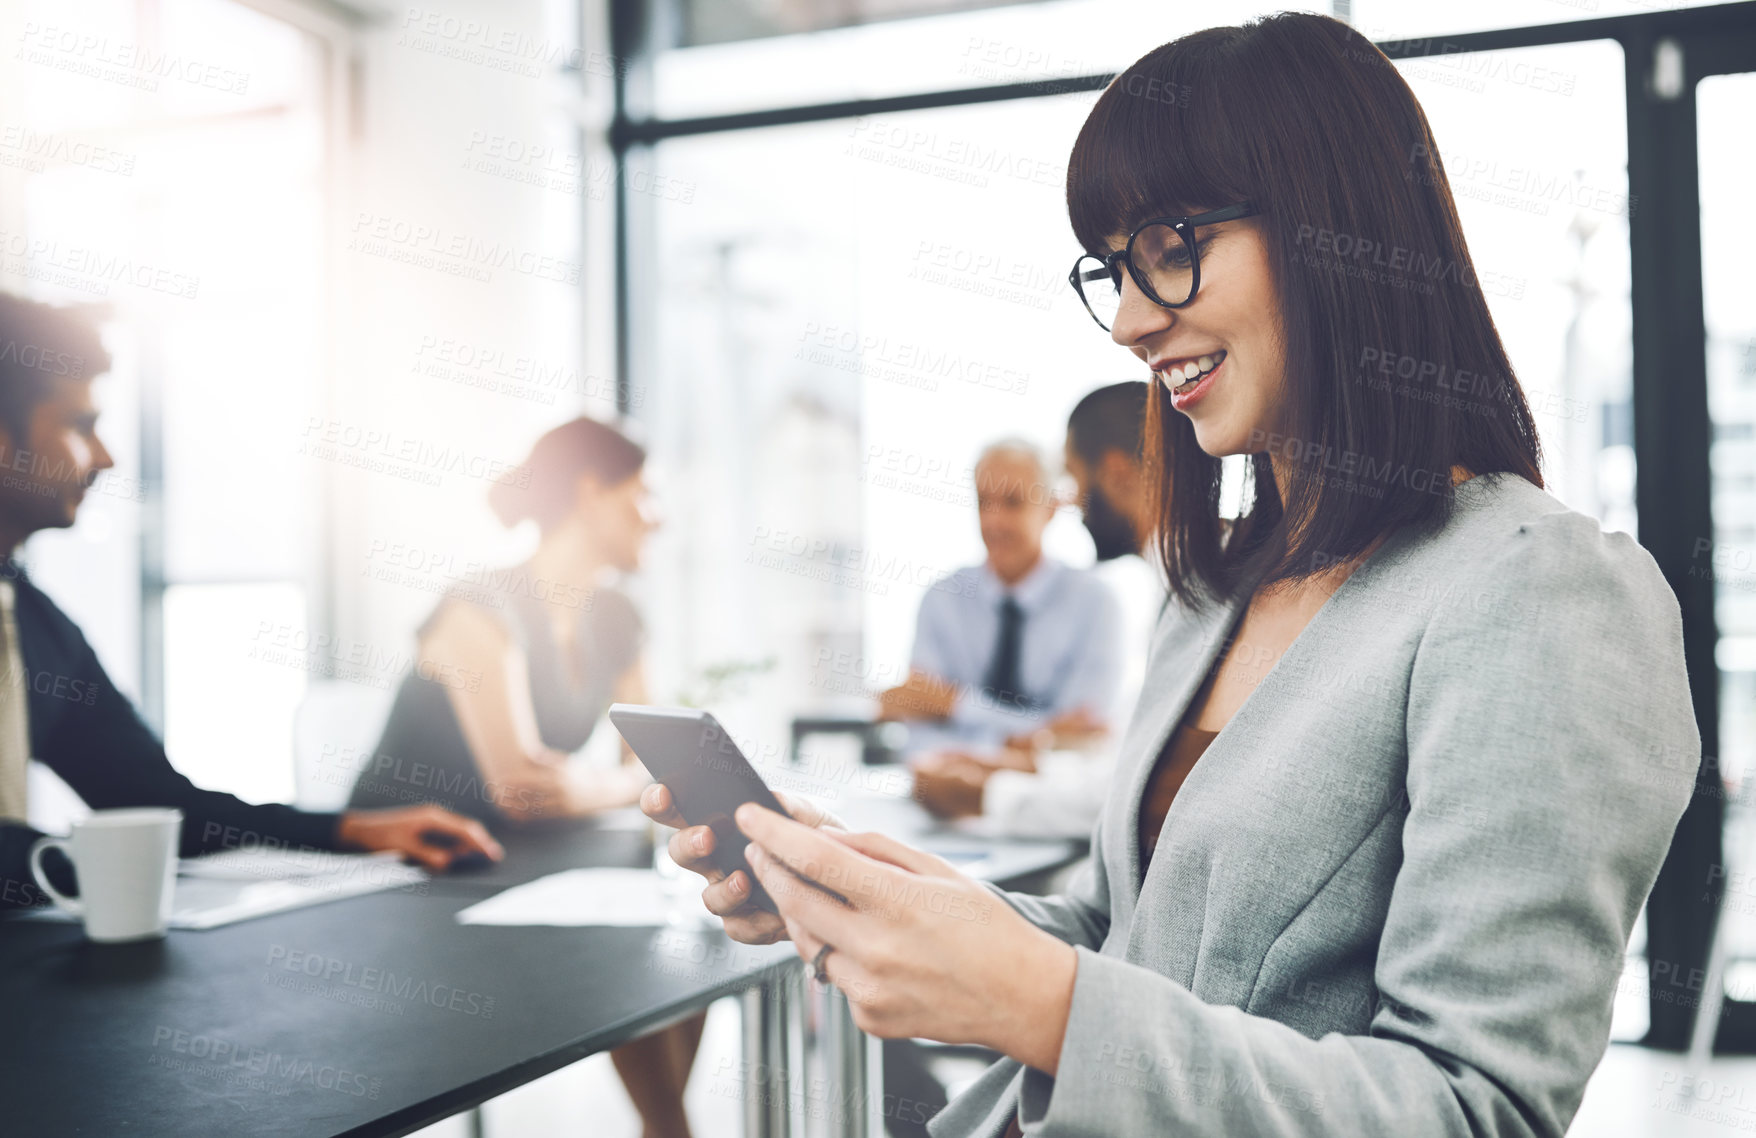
xmin=1701 ymin=69 xmax=1756 ymax=1012
xmin=651 ymin=1 xmax=1328 ymax=119
xmin=639 ymin=98 xmax=1125 ymax=761
xmin=631 ymin=19 xmax=1643 ymax=773
xmin=1353 ymin=0 xmax=1728 ymax=39
xmin=1388 ymin=39 xmax=1636 ymax=530
xmin=3 ymin=0 xmax=340 ymax=810
xmin=8 ymin=0 xmax=593 ymax=818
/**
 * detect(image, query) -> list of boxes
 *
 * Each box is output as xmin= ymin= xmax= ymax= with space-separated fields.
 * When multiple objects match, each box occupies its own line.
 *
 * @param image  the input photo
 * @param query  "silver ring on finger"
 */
xmin=804 ymin=942 xmax=835 ymax=985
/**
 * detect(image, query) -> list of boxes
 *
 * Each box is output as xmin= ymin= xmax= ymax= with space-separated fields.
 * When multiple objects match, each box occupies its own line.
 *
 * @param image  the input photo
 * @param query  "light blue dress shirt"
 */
xmin=903 ymin=556 xmax=1122 ymax=752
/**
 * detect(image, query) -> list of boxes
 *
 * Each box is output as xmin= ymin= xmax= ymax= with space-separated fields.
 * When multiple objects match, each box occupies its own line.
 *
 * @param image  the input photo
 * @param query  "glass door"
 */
xmin=1619 ymin=17 xmax=1756 ymax=1055
xmin=1697 ymin=63 xmax=1756 ymax=1039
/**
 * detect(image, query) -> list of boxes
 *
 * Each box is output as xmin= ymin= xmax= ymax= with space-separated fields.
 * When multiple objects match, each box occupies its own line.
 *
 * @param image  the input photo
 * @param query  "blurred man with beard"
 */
xmin=1065 ymin=381 xmax=1154 ymax=564
xmin=0 ymin=293 xmax=501 ymax=909
xmin=911 ymin=381 xmax=1159 ymax=836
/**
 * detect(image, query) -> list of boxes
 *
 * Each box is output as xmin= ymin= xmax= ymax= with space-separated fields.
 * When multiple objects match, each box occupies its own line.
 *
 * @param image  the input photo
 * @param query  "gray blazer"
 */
xmin=928 ymin=472 xmax=1698 ymax=1137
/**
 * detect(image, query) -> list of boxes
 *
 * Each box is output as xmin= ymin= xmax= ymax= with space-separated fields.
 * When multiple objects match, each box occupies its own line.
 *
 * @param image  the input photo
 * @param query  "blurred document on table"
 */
xmin=455 ymin=867 xmax=706 ymax=927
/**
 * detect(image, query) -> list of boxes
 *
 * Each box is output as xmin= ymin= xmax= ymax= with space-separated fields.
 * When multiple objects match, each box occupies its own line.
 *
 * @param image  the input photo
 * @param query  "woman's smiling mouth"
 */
xmin=1152 ymin=349 xmax=1227 ymax=409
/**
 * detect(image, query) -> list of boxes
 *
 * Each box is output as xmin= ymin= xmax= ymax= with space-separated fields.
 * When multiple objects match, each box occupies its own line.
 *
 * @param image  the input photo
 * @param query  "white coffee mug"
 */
xmin=28 ymin=807 xmax=183 ymax=943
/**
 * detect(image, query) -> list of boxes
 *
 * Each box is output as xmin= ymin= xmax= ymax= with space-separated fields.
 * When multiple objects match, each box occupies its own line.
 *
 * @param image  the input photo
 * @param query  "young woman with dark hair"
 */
xmin=644 ymin=12 xmax=1697 ymax=1136
xmin=350 ymin=416 xmax=705 ymax=1138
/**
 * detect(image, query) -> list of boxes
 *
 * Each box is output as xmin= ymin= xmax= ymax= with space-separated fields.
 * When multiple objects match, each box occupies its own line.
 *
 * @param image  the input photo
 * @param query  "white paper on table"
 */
xmin=18 ymin=848 xmax=428 ymax=930
xmin=454 ymin=867 xmax=707 ymax=927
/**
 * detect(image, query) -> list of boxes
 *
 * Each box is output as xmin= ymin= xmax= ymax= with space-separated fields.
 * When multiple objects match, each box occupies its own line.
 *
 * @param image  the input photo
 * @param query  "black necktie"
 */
xmin=983 ymin=596 xmax=1028 ymax=710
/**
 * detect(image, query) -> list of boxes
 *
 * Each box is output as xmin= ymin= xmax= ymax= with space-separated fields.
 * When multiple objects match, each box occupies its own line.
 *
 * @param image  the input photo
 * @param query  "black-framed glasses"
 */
xmin=1069 ymin=200 xmax=1260 ymax=331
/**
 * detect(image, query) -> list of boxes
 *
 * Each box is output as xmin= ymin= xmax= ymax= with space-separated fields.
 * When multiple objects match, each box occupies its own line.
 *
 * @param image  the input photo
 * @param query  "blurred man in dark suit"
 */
xmin=0 ymin=292 xmax=500 ymax=909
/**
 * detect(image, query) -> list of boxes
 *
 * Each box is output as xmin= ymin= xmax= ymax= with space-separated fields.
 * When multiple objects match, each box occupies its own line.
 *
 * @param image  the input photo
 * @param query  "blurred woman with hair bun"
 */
xmin=350 ymin=415 xmax=657 ymax=825
xmin=350 ymin=416 xmax=704 ymax=1137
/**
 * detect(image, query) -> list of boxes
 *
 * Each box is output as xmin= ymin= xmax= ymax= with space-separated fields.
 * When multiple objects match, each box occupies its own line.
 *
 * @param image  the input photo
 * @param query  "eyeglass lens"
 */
xmin=1074 ymin=223 xmax=1196 ymax=330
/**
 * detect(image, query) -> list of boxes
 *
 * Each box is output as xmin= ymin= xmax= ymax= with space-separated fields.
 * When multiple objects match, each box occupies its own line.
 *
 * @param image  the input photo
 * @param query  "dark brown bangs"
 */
xmin=1067 ymin=12 xmax=1545 ymax=610
xmin=1067 ymin=28 xmax=1256 ymax=254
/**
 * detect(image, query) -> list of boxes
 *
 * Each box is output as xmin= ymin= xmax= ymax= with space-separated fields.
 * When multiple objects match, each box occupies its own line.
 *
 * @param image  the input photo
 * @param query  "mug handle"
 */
xmin=28 ymin=836 xmax=82 ymax=916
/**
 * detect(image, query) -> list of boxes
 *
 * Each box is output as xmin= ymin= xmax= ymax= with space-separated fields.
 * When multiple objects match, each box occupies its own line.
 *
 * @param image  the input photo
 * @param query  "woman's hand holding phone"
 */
xmin=638 ymin=783 xmax=846 ymax=944
xmin=732 ymin=801 xmax=1078 ymax=1072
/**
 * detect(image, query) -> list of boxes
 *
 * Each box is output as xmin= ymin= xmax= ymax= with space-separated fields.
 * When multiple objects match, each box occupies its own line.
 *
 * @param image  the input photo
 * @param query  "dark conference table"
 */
xmin=0 ymin=792 xmax=1084 ymax=1138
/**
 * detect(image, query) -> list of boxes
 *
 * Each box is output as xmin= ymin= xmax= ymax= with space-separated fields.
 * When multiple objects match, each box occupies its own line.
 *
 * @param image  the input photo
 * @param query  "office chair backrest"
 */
xmin=290 ymin=681 xmax=396 ymax=811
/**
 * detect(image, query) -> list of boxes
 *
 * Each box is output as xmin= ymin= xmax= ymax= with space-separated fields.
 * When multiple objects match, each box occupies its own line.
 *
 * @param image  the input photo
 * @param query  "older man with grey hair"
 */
xmin=877 ymin=435 xmax=1122 ymax=759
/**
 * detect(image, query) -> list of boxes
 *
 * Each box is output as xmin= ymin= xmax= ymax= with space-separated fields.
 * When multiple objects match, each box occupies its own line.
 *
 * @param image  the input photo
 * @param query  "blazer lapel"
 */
xmin=1117 ymin=528 xmax=1419 ymax=910
xmin=1119 ymin=587 xmax=1253 ymax=900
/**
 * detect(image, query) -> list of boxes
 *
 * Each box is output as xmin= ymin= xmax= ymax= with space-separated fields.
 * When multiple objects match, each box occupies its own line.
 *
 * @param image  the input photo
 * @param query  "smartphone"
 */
xmin=609 ymin=703 xmax=789 ymax=914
